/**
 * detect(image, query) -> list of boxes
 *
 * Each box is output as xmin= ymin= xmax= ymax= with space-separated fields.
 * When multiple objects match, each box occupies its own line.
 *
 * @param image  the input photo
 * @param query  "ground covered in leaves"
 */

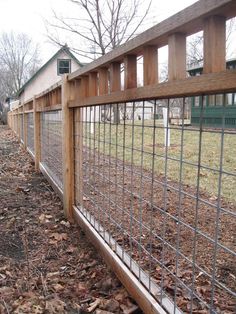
xmin=0 ymin=125 xmax=142 ymax=314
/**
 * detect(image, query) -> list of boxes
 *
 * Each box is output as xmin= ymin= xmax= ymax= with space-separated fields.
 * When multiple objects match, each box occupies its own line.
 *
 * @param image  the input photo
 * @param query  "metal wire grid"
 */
xmin=19 ymin=114 xmax=24 ymax=142
xmin=40 ymin=111 xmax=63 ymax=190
xmin=74 ymin=96 xmax=236 ymax=314
xmin=27 ymin=113 xmax=34 ymax=154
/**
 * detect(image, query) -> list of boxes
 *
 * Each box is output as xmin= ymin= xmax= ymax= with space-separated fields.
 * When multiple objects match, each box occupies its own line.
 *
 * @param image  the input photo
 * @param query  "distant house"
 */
xmin=18 ymin=45 xmax=84 ymax=103
xmin=188 ymin=58 xmax=236 ymax=128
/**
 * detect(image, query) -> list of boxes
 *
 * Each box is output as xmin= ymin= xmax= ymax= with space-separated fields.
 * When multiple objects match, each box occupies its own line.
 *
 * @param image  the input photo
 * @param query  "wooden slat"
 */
xmin=17 ymin=110 xmax=20 ymax=139
xmin=33 ymin=97 xmax=41 ymax=171
xmin=80 ymin=76 xmax=89 ymax=99
xmin=143 ymin=46 xmax=158 ymax=85
xmin=110 ymin=62 xmax=121 ymax=92
xmin=89 ymin=72 xmax=98 ymax=96
xmin=62 ymin=75 xmax=74 ymax=221
xmin=168 ymin=33 xmax=186 ymax=80
xmin=68 ymin=70 xmax=236 ymax=107
xmin=23 ymin=110 xmax=28 ymax=149
xmin=68 ymin=0 xmax=236 ymax=82
xmin=98 ymin=68 xmax=109 ymax=95
xmin=203 ymin=15 xmax=226 ymax=74
xmin=124 ymin=55 xmax=137 ymax=89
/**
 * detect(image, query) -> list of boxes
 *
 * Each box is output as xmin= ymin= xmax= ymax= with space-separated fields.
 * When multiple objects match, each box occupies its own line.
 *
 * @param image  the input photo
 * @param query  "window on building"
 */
xmin=57 ymin=59 xmax=71 ymax=75
xmin=194 ymin=96 xmax=200 ymax=107
xmin=215 ymin=94 xmax=223 ymax=106
xmin=208 ymin=95 xmax=215 ymax=106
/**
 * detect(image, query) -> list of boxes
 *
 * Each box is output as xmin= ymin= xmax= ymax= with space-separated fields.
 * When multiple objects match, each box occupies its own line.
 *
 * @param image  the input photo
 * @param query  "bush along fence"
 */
xmin=8 ymin=1 xmax=236 ymax=313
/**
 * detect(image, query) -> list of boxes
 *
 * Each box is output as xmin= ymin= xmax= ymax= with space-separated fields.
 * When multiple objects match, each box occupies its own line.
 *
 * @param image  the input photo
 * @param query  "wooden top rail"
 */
xmin=24 ymin=97 xmax=34 ymax=105
xmin=68 ymin=0 xmax=236 ymax=81
xmin=68 ymin=70 xmax=236 ymax=107
xmin=35 ymin=82 xmax=61 ymax=99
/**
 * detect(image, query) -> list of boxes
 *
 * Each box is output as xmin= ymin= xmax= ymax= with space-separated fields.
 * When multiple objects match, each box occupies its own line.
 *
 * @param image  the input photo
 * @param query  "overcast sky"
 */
xmin=0 ymin=0 xmax=200 ymax=63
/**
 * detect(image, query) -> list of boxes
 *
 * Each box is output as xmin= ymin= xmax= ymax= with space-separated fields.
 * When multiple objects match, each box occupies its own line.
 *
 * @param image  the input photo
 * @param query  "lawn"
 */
xmin=84 ymin=120 xmax=236 ymax=204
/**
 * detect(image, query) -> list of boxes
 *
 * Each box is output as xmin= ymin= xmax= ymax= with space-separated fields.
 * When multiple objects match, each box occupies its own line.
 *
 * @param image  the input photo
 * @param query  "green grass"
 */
xmin=83 ymin=120 xmax=236 ymax=204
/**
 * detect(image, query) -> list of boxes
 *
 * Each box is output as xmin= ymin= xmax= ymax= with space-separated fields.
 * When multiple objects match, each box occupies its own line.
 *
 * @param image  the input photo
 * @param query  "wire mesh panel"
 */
xmin=74 ymin=94 xmax=236 ymax=314
xmin=41 ymin=111 xmax=63 ymax=190
xmin=19 ymin=114 xmax=24 ymax=142
xmin=27 ymin=113 xmax=34 ymax=154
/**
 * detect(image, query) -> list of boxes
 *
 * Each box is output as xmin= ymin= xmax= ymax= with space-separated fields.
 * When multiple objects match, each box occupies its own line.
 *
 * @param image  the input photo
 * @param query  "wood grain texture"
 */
xmin=110 ymin=62 xmax=121 ymax=92
xmin=203 ymin=15 xmax=226 ymax=73
xmin=98 ymin=68 xmax=109 ymax=95
xmin=68 ymin=70 xmax=236 ymax=107
xmin=168 ymin=33 xmax=186 ymax=81
xmin=62 ymin=75 xmax=75 ymax=221
xmin=33 ymin=97 xmax=41 ymax=172
xmin=89 ymin=72 xmax=98 ymax=96
xmin=143 ymin=46 xmax=158 ymax=85
xmin=124 ymin=55 xmax=137 ymax=89
xmin=23 ymin=111 xmax=28 ymax=149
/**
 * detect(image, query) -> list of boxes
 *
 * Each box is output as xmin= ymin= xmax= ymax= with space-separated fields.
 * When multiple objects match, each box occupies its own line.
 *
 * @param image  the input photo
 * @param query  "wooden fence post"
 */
xmin=23 ymin=105 xmax=28 ymax=149
xmin=33 ymin=96 xmax=41 ymax=171
xmin=62 ymin=75 xmax=74 ymax=221
xmin=17 ymin=109 xmax=20 ymax=139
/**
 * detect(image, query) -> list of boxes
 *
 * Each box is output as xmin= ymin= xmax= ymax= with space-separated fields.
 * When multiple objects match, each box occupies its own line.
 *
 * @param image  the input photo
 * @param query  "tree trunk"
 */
xmin=113 ymin=104 xmax=120 ymax=124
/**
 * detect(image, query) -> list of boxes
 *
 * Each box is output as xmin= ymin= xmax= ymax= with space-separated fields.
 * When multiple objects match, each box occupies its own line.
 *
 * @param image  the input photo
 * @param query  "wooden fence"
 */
xmin=8 ymin=1 xmax=236 ymax=313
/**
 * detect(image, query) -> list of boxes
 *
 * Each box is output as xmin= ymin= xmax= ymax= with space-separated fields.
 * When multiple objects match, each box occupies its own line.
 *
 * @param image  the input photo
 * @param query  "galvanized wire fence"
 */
xmin=40 ymin=111 xmax=63 ymax=190
xmin=27 ymin=113 xmax=34 ymax=155
xmin=74 ymin=94 xmax=236 ymax=314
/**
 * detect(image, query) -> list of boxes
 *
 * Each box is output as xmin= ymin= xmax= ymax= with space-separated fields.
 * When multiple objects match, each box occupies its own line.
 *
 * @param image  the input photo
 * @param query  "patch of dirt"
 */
xmin=0 ymin=125 xmax=142 ymax=314
xmin=0 ymin=232 xmax=25 ymax=260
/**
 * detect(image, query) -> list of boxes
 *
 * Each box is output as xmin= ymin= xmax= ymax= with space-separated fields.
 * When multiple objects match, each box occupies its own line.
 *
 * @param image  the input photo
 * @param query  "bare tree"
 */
xmin=0 ymin=32 xmax=41 ymax=102
xmin=46 ymin=0 xmax=152 ymax=60
xmin=46 ymin=0 xmax=152 ymax=124
xmin=187 ymin=17 xmax=236 ymax=68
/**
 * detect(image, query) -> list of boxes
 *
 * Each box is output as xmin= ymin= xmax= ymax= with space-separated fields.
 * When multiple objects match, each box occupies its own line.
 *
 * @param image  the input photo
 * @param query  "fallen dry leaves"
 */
xmin=0 ymin=125 xmax=142 ymax=313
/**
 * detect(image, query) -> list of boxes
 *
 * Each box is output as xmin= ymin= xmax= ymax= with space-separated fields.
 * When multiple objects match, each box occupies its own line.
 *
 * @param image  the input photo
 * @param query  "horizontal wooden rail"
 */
xmin=68 ymin=70 xmax=236 ymax=107
xmin=36 ymin=104 xmax=62 ymax=112
xmin=36 ymin=82 xmax=61 ymax=99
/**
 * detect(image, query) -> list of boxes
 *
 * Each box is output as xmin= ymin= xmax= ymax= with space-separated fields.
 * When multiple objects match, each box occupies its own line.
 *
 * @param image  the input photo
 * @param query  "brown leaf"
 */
xmin=45 ymin=298 xmax=66 ymax=314
xmin=53 ymin=283 xmax=64 ymax=292
xmin=49 ymin=232 xmax=68 ymax=241
xmin=87 ymin=298 xmax=101 ymax=312
xmin=66 ymin=245 xmax=76 ymax=253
